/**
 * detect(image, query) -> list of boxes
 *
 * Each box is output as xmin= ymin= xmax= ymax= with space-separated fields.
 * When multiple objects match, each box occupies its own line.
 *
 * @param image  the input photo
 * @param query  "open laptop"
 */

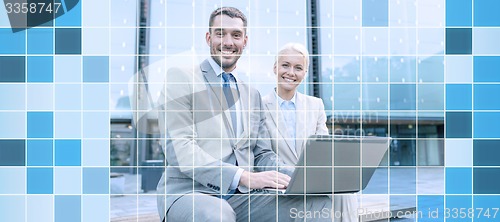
xmin=270 ymin=135 xmax=390 ymax=195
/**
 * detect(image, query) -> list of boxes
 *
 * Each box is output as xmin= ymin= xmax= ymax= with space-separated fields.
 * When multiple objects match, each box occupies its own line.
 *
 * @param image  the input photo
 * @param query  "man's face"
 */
xmin=206 ymin=15 xmax=247 ymax=72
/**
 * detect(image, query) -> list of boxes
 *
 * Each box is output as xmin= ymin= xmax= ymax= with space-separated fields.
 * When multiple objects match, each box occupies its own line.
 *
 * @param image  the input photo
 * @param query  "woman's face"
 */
xmin=274 ymin=49 xmax=307 ymax=92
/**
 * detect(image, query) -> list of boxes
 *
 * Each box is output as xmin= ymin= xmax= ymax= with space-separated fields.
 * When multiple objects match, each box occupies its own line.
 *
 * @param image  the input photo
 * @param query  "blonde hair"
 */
xmin=275 ymin=43 xmax=310 ymax=72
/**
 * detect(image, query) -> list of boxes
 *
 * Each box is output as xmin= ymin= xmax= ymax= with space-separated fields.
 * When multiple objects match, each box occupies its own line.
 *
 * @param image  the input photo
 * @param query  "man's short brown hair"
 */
xmin=209 ymin=7 xmax=247 ymax=31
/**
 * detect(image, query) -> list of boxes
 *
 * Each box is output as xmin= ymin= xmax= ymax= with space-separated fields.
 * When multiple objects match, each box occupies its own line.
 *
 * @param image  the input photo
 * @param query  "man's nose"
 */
xmin=222 ymin=35 xmax=234 ymax=46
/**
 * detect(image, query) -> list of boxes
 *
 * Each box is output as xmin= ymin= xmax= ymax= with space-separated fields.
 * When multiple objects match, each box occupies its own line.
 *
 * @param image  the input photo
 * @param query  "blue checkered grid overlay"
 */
xmin=1 ymin=0 xmax=500 ymax=221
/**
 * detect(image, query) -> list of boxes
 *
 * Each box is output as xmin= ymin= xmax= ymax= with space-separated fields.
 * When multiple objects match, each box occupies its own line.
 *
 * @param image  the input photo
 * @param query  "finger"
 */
xmin=278 ymin=173 xmax=291 ymax=182
xmin=276 ymin=177 xmax=289 ymax=187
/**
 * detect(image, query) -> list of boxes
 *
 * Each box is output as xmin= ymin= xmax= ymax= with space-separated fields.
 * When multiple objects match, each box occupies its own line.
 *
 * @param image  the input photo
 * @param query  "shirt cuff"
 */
xmin=230 ymin=168 xmax=244 ymax=190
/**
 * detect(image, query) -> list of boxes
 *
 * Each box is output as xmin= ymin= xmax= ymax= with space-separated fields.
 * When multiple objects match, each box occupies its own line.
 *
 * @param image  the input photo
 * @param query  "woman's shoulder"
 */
xmin=297 ymin=92 xmax=324 ymax=105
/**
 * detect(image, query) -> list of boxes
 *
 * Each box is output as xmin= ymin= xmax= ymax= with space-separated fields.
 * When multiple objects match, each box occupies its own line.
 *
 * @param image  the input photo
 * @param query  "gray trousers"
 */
xmin=165 ymin=191 xmax=357 ymax=222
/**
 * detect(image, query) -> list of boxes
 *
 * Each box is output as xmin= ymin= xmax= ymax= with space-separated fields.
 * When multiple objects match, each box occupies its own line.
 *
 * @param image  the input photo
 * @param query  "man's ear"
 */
xmin=273 ymin=62 xmax=277 ymax=75
xmin=205 ymin=32 xmax=211 ymax=46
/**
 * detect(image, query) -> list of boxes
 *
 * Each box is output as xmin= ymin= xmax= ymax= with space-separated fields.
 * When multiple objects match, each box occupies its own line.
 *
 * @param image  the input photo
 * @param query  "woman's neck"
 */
xmin=277 ymin=87 xmax=295 ymax=101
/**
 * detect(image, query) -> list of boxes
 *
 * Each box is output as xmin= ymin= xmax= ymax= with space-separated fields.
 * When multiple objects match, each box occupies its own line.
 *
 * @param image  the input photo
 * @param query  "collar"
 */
xmin=208 ymin=57 xmax=240 ymax=81
xmin=274 ymin=88 xmax=296 ymax=106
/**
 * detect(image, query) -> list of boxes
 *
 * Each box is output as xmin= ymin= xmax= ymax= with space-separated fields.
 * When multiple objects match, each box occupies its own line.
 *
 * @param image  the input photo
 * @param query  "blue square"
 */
xmin=27 ymin=84 xmax=53 ymax=111
xmin=473 ymin=28 xmax=500 ymax=54
xmin=473 ymin=168 xmax=500 ymax=194
xmin=446 ymin=168 xmax=472 ymax=194
xmin=28 ymin=28 xmax=54 ymax=54
xmin=83 ymin=84 xmax=109 ymax=110
xmin=446 ymin=84 xmax=472 ymax=110
xmin=0 ymin=56 xmax=25 ymax=82
xmin=362 ymin=0 xmax=388 ymax=26
xmin=446 ymin=56 xmax=473 ymax=83
xmin=473 ymin=196 xmax=500 ymax=221
xmin=0 ymin=140 xmax=25 ymax=166
xmin=474 ymin=0 xmax=500 ymax=26
xmin=0 ymin=196 xmax=25 ymax=221
xmin=82 ymin=28 xmax=110 ymax=55
xmin=83 ymin=112 xmax=109 ymax=138
xmin=0 ymin=112 xmax=26 ymax=139
xmin=82 ymin=140 xmax=110 ymax=166
xmin=446 ymin=0 xmax=472 ymax=26
xmin=445 ymin=196 xmax=472 ymax=222
xmin=55 ymin=56 xmax=82 ymax=82
xmin=55 ymin=195 xmax=81 ymax=222
xmin=55 ymin=28 xmax=81 ymax=54
xmin=55 ymin=140 xmax=81 ymax=166
xmin=0 ymin=168 xmax=25 ymax=194
xmin=55 ymin=112 xmax=81 ymax=139
xmin=27 ymin=140 xmax=53 ymax=166
xmin=27 ymin=56 xmax=53 ymax=82
xmin=82 ymin=196 xmax=109 ymax=222
xmin=55 ymin=84 xmax=81 ymax=110
xmin=83 ymin=167 xmax=109 ymax=194
xmin=474 ymin=56 xmax=500 ymax=82
xmin=27 ymin=112 xmax=54 ymax=138
xmin=474 ymin=112 xmax=500 ymax=138
xmin=82 ymin=0 xmax=110 ymax=26
xmin=0 ymin=29 xmax=25 ymax=54
xmin=28 ymin=195 xmax=54 ymax=222
xmin=83 ymin=56 xmax=109 ymax=82
xmin=474 ymin=84 xmax=500 ymax=110
xmin=54 ymin=168 xmax=81 ymax=194
xmin=56 ymin=0 xmax=81 ymax=26
xmin=446 ymin=28 xmax=472 ymax=54
xmin=474 ymin=140 xmax=500 ymax=166
xmin=417 ymin=195 xmax=444 ymax=220
xmin=390 ymin=84 xmax=416 ymax=110
xmin=0 ymin=84 xmax=25 ymax=110
xmin=446 ymin=112 xmax=472 ymax=138
xmin=27 ymin=168 xmax=53 ymax=194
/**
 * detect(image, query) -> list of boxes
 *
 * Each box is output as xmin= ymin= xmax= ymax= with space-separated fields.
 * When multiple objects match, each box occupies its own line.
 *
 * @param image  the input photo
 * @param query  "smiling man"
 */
xmin=157 ymin=7 xmax=334 ymax=222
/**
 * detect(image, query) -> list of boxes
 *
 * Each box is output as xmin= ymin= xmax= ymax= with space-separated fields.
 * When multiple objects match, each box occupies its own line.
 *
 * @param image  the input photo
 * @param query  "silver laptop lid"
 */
xmin=285 ymin=135 xmax=390 ymax=194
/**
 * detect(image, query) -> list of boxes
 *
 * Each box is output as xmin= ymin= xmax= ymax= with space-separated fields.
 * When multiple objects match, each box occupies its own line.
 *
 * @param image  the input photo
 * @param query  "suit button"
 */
xmin=233 ymin=145 xmax=237 ymax=150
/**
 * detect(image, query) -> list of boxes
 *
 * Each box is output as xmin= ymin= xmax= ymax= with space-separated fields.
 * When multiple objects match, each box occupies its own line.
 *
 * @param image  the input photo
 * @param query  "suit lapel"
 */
xmin=264 ymin=95 xmax=297 ymax=158
xmin=295 ymin=92 xmax=307 ymax=152
xmin=234 ymin=80 xmax=248 ymax=145
xmin=200 ymin=60 xmax=236 ymax=139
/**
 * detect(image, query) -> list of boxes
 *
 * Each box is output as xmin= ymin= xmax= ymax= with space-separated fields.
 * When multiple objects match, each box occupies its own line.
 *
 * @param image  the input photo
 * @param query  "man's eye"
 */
xmin=282 ymin=64 xmax=289 ymax=68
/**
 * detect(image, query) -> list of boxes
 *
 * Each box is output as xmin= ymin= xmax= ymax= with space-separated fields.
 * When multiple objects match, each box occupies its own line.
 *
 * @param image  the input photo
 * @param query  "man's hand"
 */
xmin=239 ymin=171 xmax=291 ymax=189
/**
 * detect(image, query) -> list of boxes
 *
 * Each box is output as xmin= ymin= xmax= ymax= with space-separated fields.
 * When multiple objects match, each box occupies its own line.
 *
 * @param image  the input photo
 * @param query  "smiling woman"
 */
xmin=262 ymin=43 xmax=359 ymax=222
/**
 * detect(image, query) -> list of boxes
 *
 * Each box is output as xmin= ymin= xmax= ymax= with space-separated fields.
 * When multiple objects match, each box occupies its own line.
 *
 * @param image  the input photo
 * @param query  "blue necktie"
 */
xmin=221 ymin=72 xmax=238 ymax=136
xmin=221 ymin=73 xmax=238 ymax=200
